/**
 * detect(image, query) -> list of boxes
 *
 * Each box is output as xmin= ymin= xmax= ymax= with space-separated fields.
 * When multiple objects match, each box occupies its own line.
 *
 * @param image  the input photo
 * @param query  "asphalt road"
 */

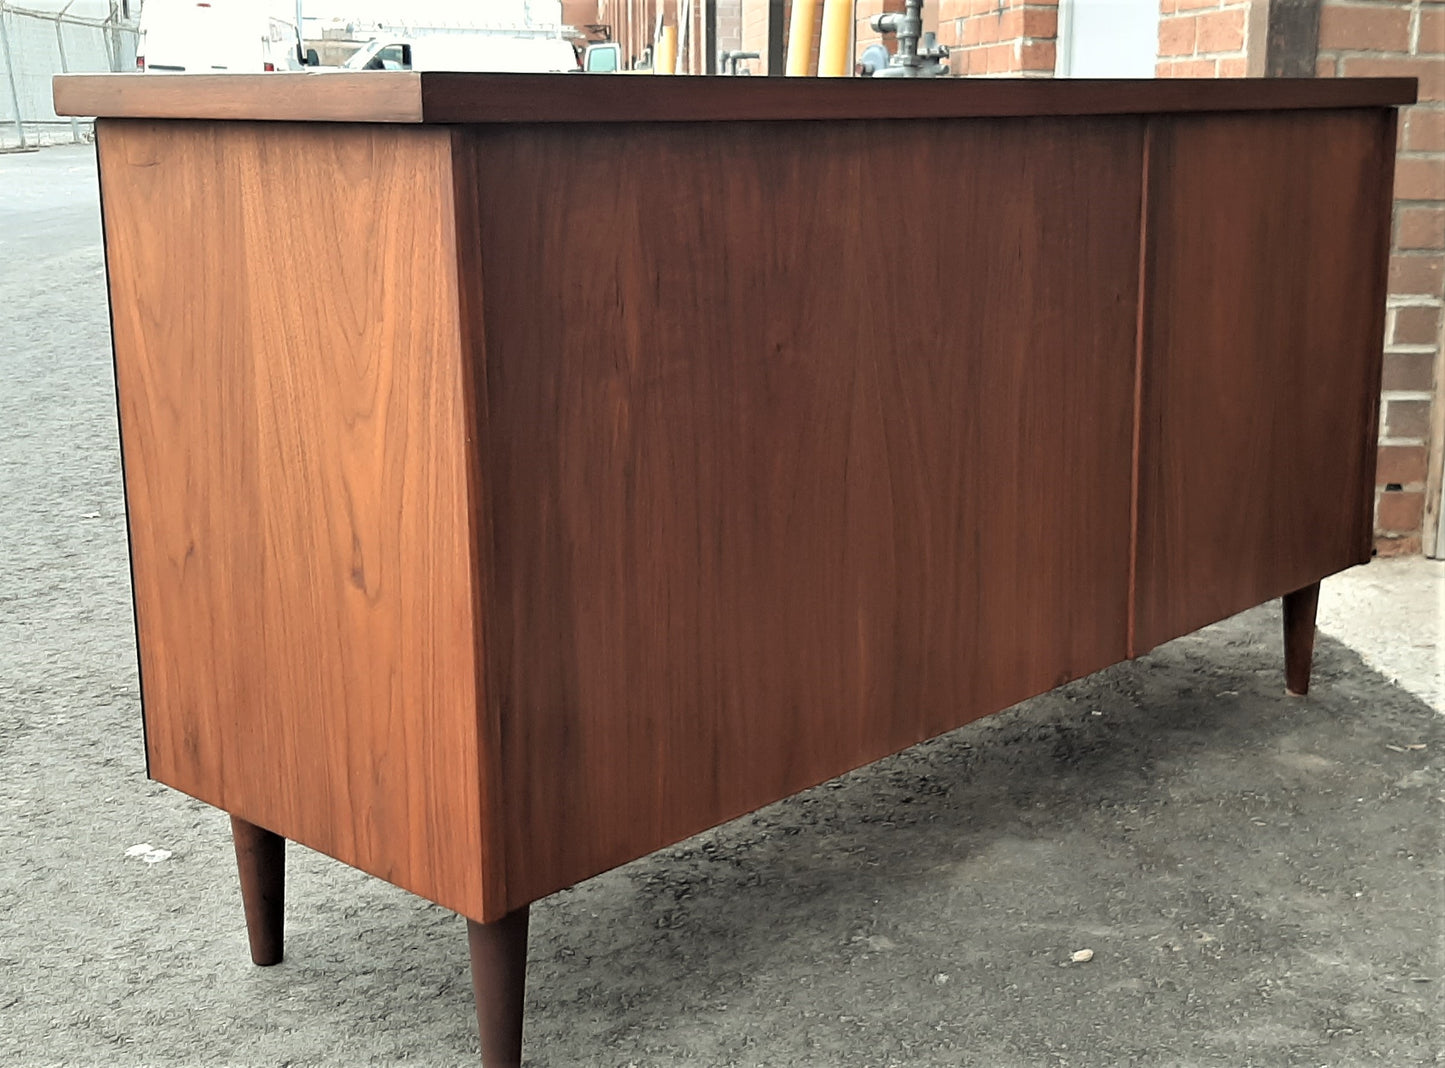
xmin=1 ymin=144 xmax=1441 ymax=1067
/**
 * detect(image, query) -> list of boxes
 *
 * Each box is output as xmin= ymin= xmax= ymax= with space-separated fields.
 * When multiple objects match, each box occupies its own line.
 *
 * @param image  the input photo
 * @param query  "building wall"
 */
xmin=1158 ymin=0 xmax=1444 ymax=556
xmin=936 ymin=0 xmax=1057 ymax=75
xmin=718 ymin=0 xmax=744 ymax=56
xmin=1156 ymin=0 xmax=1267 ymax=76
xmin=1323 ymin=2 xmax=1445 ymax=554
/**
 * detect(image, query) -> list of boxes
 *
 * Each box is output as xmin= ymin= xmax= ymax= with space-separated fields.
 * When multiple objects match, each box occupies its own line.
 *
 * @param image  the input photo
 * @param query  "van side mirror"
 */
xmin=306 ymin=48 xmax=320 ymax=66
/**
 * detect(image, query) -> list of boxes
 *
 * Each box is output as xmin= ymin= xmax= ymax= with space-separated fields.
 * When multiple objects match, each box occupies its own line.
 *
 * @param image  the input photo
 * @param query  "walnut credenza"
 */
xmin=55 ymin=72 xmax=1414 ymax=1065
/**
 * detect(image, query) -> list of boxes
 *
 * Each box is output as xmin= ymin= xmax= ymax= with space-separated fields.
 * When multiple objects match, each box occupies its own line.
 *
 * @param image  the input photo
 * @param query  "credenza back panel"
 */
xmin=86 ymin=90 xmax=1399 ymax=922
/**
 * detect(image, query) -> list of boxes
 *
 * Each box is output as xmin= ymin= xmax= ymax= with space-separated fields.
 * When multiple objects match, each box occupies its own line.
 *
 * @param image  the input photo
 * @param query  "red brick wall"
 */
xmin=937 ymin=0 xmax=1058 ymax=75
xmin=718 ymin=0 xmax=744 ymax=56
xmin=1160 ymin=0 xmax=1444 ymax=555
xmin=1320 ymin=0 xmax=1444 ymax=555
xmin=1156 ymin=0 xmax=1265 ymax=76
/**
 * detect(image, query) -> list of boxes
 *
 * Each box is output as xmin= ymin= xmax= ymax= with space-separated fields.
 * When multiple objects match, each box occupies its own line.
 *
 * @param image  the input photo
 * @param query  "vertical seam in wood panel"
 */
xmin=446 ymin=127 xmax=509 ymax=922
xmin=1357 ymin=109 xmax=1399 ymax=562
xmin=95 ymin=120 xmax=153 ymax=781
xmin=1127 ymin=118 xmax=1153 ymax=660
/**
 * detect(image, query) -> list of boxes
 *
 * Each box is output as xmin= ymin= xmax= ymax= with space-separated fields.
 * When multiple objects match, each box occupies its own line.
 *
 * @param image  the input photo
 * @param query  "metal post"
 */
xmin=766 ymin=0 xmax=784 ymax=75
xmin=0 ymin=3 xmax=29 ymax=150
xmin=55 ymin=2 xmax=82 ymax=142
xmin=703 ymin=0 xmax=716 ymax=74
xmin=107 ymin=0 xmax=121 ymax=71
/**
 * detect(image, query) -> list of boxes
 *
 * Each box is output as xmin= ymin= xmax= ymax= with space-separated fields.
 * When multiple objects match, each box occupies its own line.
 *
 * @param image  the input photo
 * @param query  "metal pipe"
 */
xmin=675 ymin=0 xmax=688 ymax=73
xmin=870 ymin=0 xmax=945 ymax=77
xmin=0 ymin=4 xmax=28 ymax=150
xmin=785 ymin=0 xmax=817 ymax=76
xmin=896 ymin=0 xmax=921 ymax=74
xmin=655 ymin=21 xmax=676 ymax=74
xmin=817 ymin=0 xmax=851 ymax=76
xmin=720 ymin=49 xmax=757 ymax=74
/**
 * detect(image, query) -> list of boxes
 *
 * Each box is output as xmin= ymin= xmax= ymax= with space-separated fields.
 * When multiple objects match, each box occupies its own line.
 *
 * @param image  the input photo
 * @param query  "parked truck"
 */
xmin=136 ymin=0 xmax=307 ymax=73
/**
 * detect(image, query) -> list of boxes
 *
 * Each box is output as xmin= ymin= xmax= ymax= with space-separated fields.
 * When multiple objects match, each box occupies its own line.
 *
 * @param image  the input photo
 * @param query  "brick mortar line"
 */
xmin=1323 ymin=48 xmax=1441 ymax=58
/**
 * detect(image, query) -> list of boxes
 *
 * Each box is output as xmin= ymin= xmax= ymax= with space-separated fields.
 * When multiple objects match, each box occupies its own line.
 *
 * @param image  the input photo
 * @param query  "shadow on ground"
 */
xmin=2 ymin=608 xmax=1440 ymax=1068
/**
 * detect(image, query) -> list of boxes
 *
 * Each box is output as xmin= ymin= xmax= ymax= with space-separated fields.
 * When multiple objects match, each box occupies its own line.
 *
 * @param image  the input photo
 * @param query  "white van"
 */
xmin=342 ymin=34 xmax=579 ymax=74
xmin=137 ymin=0 xmax=305 ymax=73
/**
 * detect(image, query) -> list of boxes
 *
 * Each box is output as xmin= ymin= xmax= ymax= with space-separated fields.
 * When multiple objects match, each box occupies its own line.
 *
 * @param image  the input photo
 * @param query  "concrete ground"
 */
xmin=1 ymin=144 xmax=1441 ymax=1068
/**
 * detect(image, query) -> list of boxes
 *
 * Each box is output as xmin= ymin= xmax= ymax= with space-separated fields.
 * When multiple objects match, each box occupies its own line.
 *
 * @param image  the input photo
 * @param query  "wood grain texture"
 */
xmin=57 ymin=73 xmax=422 ymax=123
xmin=1133 ymin=110 xmax=1398 ymax=654
xmin=457 ymin=117 xmax=1146 ymax=910
xmin=97 ymin=119 xmax=494 ymax=922
xmin=55 ymin=71 xmax=1415 ymax=125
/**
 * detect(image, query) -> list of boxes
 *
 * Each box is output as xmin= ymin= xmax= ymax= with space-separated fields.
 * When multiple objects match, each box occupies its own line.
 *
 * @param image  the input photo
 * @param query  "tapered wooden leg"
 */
xmin=230 ymin=815 xmax=284 ymax=966
xmin=468 ymin=906 xmax=529 ymax=1067
xmin=1283 ymin=581 xmax=1321 ymax=697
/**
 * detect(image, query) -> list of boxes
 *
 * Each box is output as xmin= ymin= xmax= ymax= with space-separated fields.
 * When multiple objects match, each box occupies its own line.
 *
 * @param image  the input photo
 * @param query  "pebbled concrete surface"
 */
xmin=1 ymin=145 xmax=1442 ymax=1067
xmin=1319 ymin=558 xmax=1445 ymax=714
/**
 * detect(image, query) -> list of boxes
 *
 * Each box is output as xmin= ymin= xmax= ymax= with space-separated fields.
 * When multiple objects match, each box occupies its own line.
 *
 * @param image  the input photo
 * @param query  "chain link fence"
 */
xmin=1 ymin=1 xmax=137 ymax=151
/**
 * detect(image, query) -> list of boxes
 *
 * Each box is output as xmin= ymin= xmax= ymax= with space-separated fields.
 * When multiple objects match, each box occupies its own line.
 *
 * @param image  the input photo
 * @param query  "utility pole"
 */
xmin=766 ymin=0 xmax=783 ymax=75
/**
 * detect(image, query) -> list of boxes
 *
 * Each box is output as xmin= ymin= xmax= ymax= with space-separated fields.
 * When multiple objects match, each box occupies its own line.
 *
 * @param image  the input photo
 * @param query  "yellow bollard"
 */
xmin=818 ymin=0 xmax=853 ymax=77
xmin=785 ymin=0 xmax=819 ymax=76
xmin=656 ymin=24 xmax=677 ymax=75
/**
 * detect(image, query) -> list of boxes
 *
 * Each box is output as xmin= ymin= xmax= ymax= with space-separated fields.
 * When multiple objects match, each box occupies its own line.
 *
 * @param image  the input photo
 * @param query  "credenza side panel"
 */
xmin=98 ymin=120 xmax=492 ymax=921
xmin=1134 ymin=110 xmax=1397 ymax=654
xmin=460 ymin=117 xmax=1146 ymax=909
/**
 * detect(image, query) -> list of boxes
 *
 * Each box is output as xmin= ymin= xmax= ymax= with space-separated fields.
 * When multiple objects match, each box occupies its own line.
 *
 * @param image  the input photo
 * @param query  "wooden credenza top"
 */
xmin=54 ymin=71 xmax=1416 ymax=125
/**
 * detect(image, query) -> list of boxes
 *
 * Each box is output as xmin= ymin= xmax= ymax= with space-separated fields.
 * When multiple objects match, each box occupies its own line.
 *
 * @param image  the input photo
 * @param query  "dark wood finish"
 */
xmin=231 ymin=816 xmax=285 ymax=965
xmin=422 ymin=74 xmax=1416 ymax=124
xmin=459 ymin=116 xmax=1145 ymax=909
xmin=54 ymin=72 xmax=1416 ymax=126
xmin=96 ymin=119 xmax=497 ymax=923
xmin=468 ymin=908 xmax=529 ymax=1068
xmin=1133 ymin=110 xmax=1398 ymax=655
xmin=1266 ymin=0 xmax=1321 ymax=79
xmin=55 ymin=72 xmax=422 ymax=123
xmin=1127 ymin=121 xmax=1155 ymax=655
xmin=1283 ymin=582 xmax=1321 ymax=696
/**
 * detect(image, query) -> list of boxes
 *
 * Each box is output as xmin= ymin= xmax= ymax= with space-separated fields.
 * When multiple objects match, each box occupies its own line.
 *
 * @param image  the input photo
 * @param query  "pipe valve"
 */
xmin=870 ymin=0 xmax=949 ymax=78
